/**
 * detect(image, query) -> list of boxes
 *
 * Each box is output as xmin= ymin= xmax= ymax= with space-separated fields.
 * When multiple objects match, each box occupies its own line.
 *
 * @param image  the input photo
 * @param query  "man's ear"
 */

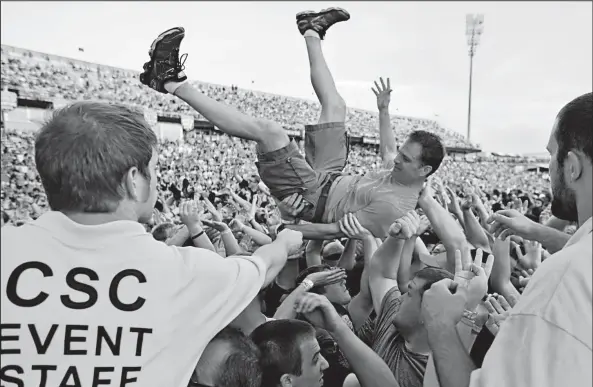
xmin=565 ymin=151 xmax=583 ymax=183
xmin=421 ymin=165 xmax=433 ymax=177
xmin=124 ymin=166 xmax=140 ymax=201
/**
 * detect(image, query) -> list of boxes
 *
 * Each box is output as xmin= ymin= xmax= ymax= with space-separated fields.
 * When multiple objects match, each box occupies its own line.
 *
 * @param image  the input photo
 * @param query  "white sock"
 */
xmin=304 ymin=30 xmax=320 ymax=39
xmin=164 ymin=72 xmax=187 ymax=95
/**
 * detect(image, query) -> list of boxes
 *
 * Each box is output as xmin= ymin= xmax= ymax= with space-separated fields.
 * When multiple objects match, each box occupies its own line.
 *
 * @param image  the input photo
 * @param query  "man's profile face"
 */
xmin=288 ymin=337 xmax=328 ymax=387
xmin=392 ymin=140 xmax=430 ymax=183
xmin=547 ymin=121 xmax=578 ymax=222
xmin=393 ymin=276 xmax=427 ymax=331
xmin=322 ymin=276 xmax=351 ymax=306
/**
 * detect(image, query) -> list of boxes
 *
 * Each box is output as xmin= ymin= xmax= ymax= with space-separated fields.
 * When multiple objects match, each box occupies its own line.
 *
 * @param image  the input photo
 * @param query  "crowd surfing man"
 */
xmin=139 ymin=7 xmax=446 ymax=240
xmin=421 ymin=92 xmax=592 ymax=387
xmin=0 ymin=101 xmax=304 ymax=387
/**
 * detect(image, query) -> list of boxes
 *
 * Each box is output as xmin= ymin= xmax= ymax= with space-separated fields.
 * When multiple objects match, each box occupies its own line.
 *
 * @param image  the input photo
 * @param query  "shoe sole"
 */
xmin=149 ymin=27 xmax=185 ymax=57
xmin=296 ymin=7 xmax=350 ymax=21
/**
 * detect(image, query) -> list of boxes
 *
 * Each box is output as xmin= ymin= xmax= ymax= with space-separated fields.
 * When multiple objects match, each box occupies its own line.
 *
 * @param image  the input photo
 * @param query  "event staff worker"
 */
xmin=0 ymin=101 xmax=304 ymax=387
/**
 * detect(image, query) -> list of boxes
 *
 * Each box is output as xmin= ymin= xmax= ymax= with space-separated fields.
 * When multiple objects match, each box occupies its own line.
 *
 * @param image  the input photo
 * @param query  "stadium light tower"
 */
xmin=465 ymin=14 xmax=484 ymax=142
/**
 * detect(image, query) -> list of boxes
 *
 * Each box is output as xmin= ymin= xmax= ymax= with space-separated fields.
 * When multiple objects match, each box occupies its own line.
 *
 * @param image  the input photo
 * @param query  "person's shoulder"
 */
xmin=1 ymin=222 xmax=42 ymax=255
xmin=378 ymin=287 xmax=403 ymax=322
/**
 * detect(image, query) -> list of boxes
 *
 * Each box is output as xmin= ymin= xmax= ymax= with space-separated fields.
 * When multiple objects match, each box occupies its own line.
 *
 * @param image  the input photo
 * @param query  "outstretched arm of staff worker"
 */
xmin=487 ymin=209 xmax=570 ymax=254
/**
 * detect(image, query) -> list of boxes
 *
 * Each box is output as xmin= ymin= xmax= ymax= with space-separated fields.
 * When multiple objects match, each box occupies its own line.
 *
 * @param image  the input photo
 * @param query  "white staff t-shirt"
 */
xmin=0 ymin=211 xmax=266 ymax=387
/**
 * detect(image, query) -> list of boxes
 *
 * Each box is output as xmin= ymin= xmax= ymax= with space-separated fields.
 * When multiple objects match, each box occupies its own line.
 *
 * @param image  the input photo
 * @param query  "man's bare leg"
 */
xmin=297 ymin=8 xmax=351 ymax=174
xmin=297 ymin=8 xmax=350 ymax=124
xmin=304 ymin=33 xmax=346 ymax=124
xmin=137 ymin=27 xmax=288 ymax=152
xmin=165 ymin=80 xmax=289 ymax=154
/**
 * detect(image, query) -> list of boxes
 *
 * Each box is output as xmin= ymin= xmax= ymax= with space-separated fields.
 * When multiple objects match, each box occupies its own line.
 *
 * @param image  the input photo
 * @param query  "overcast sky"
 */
xmin=2 ymin=1 xmax=591 ymax=154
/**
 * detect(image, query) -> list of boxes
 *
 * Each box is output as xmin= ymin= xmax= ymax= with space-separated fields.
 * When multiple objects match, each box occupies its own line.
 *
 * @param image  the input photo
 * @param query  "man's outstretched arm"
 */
xmin=372 ymin=78 xmax=397 ymax=166
xmin=284 ymin=222 xmax=344 ymax=240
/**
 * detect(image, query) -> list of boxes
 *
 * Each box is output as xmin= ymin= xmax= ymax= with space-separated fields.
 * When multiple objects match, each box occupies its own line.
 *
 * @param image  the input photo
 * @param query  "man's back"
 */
xmin=323 ymin=170 xmax=420 ymax=237
xmin=1 ymin=212 xmax=266 ymax=387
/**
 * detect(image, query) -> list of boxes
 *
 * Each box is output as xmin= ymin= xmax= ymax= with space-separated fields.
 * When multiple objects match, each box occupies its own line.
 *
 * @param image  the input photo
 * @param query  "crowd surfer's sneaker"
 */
xmin=296 ymin=7 xmax=350 ymax=39
xmin=139 ymin=27 xmax=188 ymax=94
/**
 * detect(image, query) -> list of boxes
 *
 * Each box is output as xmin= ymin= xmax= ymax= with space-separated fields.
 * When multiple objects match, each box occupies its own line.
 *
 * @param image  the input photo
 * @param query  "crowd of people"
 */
xmin=1 ymin=128 xmax=553 ymax=229
xmin=1 ymin=45 xmax=472 ymax=148
xmin=1 ymin=7 xmax=591 ymax=387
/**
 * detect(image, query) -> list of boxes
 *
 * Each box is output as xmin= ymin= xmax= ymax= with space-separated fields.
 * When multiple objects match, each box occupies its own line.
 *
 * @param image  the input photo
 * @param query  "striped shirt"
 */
xmin=371 ymin=287 xmax=428 ymax=387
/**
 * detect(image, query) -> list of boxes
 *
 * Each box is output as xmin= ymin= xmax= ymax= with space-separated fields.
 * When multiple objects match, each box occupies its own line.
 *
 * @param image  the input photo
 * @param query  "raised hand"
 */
xmin=487 ymin=209 xmax=539 ymax=241
xmin=388 ymin=211 xmax=421 ymax=240
xmin=338 ymin=213 xmax=373 ymax=239
xmin=295 ymin=293 xmax=343 ymax=334
xmin=277 ymin=193 xmax=308 ymax=218
xmin=372 ymin=77 xmax=392 ymax=111
xmin=518 ymin=268 xmax=534 ymax=291
xmin=229 ymin=217 xmax=246 ymax=233
xmin=306 ymin=268 xmax=348 ymax=288
xmin=514 ymin=240 xmax=542 ymax=270
xmin=201 ymin=194 xmax=223 ymax=222
xmin=454 ymin=248 xmax=494 ymax=310
xmin=414 ymin=214 xmax=431 ymax=236
xmin=419 ymin=177 xmax=437 ymax=204
xmin=484 ymin=294 xmax=512 ymax=336
xmin=445 ymin=186 xmax=463 ymax=217
xmin=179 ymin=200 xmax=202 ymax=227
xmin=460 ymin=197 xmax=473 ymax=212
xmin=152 ymin=208 xmax=166 ymax=226
xmin=433 ymin=177 xmax=450 ymax=207
xmin=421 ymin=279 xmax=467 ymax=329
xmin=202 ymin=218 xmax=230 ymax=233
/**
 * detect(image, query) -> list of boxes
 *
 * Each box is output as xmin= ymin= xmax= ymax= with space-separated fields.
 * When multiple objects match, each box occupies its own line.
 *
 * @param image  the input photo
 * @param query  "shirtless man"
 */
xmin=139 ymin=7 xmax=445 ymax=239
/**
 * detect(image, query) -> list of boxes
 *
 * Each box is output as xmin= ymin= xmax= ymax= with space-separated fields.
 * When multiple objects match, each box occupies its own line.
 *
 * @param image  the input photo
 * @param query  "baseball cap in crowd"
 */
xmin=322 ymin=241 xmax=344 ymax=262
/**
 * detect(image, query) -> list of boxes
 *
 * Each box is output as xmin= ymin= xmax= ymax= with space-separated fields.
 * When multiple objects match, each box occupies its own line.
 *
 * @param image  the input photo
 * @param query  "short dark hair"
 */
xmin=250 ymin=319 xmax=316 ymax=387
xmin=414 ymin=266 xmax=454 ymax=294
xmin=555 ymin=92 xmax=593 ymax=167
xmin=295 ymin=264 xmax=332 ymax=294
xmin=151 ymin=222 xmax=176 ymax=242
xmin=35 ymin=101 xmax=157 ymax=213
xmin=408 ymin=130 xmax=446 ymax=177
xmin=211 ymin=327 xmax=262 ymax=387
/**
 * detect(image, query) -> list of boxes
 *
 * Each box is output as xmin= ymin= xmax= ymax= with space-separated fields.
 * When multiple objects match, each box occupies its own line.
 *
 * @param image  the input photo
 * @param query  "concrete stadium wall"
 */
xmin=157 ymin=122 xmax=183 ymax=142
xmin=3 ymin=107 xmax=50 ymax=133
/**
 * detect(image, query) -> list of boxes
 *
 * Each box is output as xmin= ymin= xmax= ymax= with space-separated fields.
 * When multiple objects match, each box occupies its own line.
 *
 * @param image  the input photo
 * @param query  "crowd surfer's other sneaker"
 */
xmin=296 ymin=7 xmax=350 ymax=39
xmin=139 ymin=27 xmax=188 ymax=94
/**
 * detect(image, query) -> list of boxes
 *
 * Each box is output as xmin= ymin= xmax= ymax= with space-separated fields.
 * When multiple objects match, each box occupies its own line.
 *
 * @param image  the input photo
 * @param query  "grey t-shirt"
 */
xmin=323 ymin=170 xmax=419 ymax=238
xmin=371 ymin=287 xmax=429 ymax=387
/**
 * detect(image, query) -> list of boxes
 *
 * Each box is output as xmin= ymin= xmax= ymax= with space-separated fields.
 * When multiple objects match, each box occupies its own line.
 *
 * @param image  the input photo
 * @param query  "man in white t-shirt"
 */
xmin=0 ymin=102 xmax=303 ymax=387
xmin=420 ymin=92 xmax=592 ymax=387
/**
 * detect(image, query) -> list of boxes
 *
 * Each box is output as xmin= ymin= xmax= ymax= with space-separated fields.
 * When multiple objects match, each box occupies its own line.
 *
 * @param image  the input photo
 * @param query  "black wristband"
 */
xmin=276 ymin=223 xmax=286 ymax=234
xmin=191 ymin=230 xmax=205 ymax=240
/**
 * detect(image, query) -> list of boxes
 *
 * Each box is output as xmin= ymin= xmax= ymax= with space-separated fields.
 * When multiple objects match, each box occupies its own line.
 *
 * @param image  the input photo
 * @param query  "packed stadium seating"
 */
xmin=1 ymin=44 xmax=550 ymax=225
xmin=1 ymin=44 xmax=473 ymax=148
